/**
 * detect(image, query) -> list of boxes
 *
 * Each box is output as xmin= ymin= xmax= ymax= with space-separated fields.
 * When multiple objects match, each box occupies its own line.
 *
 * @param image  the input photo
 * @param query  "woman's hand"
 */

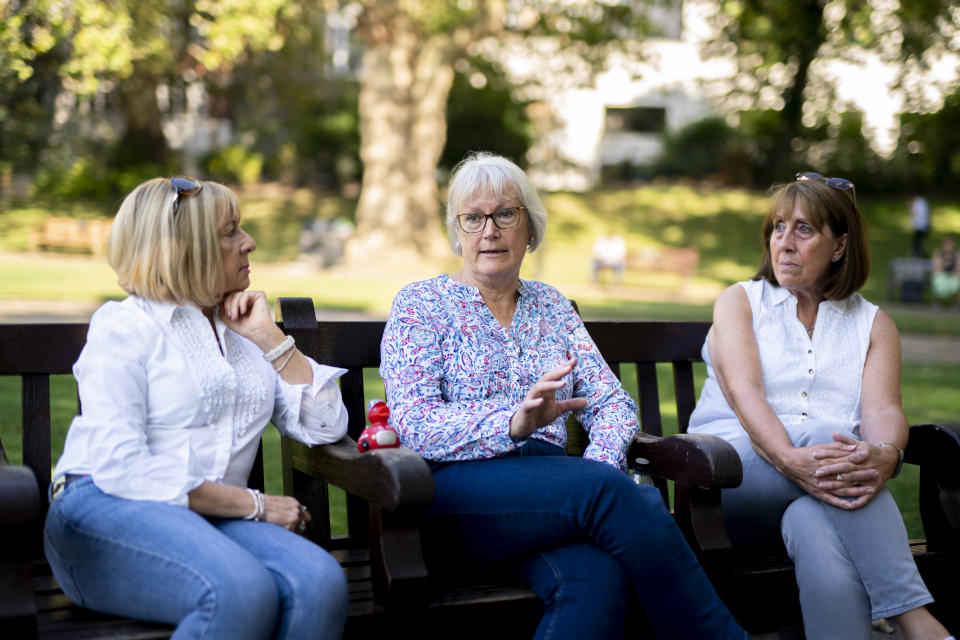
xmin=219 ymin=290 xmax=285 ymax=352
xmin=762 ymin=438 xmax=874 ymax=509
xmin=263 ymin=494 xmax=311 ymax=533
xmin=811 ymin=432 xmax=898 ymax=508
xmin=509 ymin=357 xmax=588 ymax=441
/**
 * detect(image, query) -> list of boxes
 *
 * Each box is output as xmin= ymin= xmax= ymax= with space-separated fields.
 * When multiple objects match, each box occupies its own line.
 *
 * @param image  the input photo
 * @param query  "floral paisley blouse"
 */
xmin=380 ymin=275 xmax=639 ymax=468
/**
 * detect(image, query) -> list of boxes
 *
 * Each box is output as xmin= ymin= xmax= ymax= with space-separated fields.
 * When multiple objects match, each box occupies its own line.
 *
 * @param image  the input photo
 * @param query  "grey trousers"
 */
xmin=722 ymin=420 xmax=933 ymax=640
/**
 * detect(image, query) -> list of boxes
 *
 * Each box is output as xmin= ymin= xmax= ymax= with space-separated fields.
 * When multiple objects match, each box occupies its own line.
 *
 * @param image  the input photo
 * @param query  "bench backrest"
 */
xmin=0 ymin=300 xmax=711 ymax=558
xmin=275 ymin=298 xmax=711 ymax=549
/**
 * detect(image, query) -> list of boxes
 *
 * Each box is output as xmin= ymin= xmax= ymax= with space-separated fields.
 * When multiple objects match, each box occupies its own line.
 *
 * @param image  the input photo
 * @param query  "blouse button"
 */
xmin=807 ymin=349 xmax=813 ymax=354
xmin=807 ymin=368 xmax=814 ymax=375
xmin=801 ymin=391 xmax=807 ymax=398
xmin=801 ymin=412 xmax=808 ymax=421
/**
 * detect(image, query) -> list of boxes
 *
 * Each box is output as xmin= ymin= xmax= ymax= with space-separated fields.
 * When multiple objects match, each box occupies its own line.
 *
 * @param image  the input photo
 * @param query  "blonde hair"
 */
xmin=445 ymin=152 xmax=547 ymax=255
xmin=107 ymin=178 xmax=240 ymax=308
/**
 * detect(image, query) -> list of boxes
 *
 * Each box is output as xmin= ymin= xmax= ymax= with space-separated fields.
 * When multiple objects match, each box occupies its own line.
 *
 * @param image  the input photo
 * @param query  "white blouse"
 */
xmin=689 ymin=279 xmax=878 ymax=441
xmin=53 ymin=296 xmax=349 ymax=506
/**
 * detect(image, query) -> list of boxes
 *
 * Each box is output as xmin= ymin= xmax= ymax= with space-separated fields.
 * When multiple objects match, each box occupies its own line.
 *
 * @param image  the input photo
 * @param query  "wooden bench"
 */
xmin=1 ymin=297 xmax=958 ymax=639
xmin=625 ymin=246 xmax=699 ymax=289
xmin=886 ymin=256 xmax=932 ymax=303
xmin=29 ymin=218 xmax=112 ymax=256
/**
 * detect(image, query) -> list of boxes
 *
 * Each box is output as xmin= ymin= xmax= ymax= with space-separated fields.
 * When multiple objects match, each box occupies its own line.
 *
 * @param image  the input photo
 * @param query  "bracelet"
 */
xmin=243 ymin=488 xmax=265 ymax=521
xmin=879 ymin=441 xmax=904 ymax=478
xmin=263 ymin=335 xmax=295 ymax=363
xmin=274 ymin=347 xmax=296 ymax=373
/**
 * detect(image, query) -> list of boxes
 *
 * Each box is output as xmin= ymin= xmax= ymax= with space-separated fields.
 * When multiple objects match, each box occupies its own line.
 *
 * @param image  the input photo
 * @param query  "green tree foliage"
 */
xmin=2 ymin=0 xmax=287 ymax=180
xmin=441 ymin=66 xmax=531 ymax=173
xmin=703 ymin=0 xmax=959 ymax=185
xmin=893 ymin=89 xmax=960 ymax=194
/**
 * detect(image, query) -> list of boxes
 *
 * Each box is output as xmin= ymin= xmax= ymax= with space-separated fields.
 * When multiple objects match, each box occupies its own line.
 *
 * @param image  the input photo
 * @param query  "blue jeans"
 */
xmin=424 ymin=440 xmax=747 ymax=640
xmin=44 ymin=476 xmax=348 ymax=640
xmin=722 ymin=421 xmax=933 ymax=640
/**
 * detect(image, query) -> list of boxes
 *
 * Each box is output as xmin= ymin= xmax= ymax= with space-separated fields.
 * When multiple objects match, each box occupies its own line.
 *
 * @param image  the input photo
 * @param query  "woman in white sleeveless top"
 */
xmin=689 ymin=173 xmax=952 ymax=640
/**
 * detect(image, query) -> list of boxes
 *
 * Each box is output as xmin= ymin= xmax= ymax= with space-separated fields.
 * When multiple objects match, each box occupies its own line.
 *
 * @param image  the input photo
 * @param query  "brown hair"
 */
xmin=754 ymin=179 xmax=869 ymax=300
xmin=107 ymin=178 xmax=240 ymax=308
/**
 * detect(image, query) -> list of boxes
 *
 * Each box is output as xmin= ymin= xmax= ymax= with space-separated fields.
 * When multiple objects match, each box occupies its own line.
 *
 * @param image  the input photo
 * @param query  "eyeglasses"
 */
xmin=170 ymin=176 xmax=203 ymax=217
xmin=456 ymin=206 xmax=525 ymax=233
xmin=795 ymin=172 xmax=856 ymax=204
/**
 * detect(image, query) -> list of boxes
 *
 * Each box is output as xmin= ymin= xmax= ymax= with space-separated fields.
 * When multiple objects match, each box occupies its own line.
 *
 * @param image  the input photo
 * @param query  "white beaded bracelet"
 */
xmin=274 ymin=347 xmax=296 ymax=373
xmin=263 ymin=335 xmax=295 ymax=363
xmin=243 ymin=488 xmax=265 ymax=521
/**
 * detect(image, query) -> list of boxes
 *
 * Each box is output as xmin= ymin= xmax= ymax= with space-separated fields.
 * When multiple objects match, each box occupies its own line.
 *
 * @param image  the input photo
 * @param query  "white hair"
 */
xmin=444 ymin=152 xmax=547 ymax=255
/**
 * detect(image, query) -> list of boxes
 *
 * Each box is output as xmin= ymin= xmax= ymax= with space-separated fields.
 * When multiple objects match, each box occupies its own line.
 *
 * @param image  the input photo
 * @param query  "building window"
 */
xmin=604 ymin=106 xmax=667 ymax=134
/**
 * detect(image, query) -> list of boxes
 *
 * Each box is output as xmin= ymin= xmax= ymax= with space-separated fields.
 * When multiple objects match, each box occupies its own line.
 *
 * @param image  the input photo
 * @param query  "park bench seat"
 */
xmin=1 ymin=297 xmax=958 ymax=639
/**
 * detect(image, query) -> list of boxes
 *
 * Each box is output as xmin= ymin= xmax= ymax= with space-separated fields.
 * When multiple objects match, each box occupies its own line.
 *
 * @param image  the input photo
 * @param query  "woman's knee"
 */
xmin=202 ymin=556 xmax=281 ymax=633
xmin=285 ymin=546 xmax=349 ymax=614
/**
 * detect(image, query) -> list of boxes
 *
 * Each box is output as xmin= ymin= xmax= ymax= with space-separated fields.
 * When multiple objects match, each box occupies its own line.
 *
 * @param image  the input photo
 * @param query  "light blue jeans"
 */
xmin=722 ymin=420 xmax=933 ymax=640
xmin=44 ymin=476 xmax=349 ymax=640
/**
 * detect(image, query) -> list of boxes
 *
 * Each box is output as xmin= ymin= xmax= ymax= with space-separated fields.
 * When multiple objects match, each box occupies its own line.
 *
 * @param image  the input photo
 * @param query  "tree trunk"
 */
xmin=346 ymin=24 xmax=455 ymax=264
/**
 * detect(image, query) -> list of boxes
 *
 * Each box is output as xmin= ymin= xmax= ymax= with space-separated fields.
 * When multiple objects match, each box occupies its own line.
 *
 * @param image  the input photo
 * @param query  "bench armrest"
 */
xmin=631 ymin=432 xmax=742 ymax=490
xmin=631 ymin=432 xmax=742 ymax=555
xmin=0 ymin=464 xmax=40 ymax=529
xmin=283 ymin=436 xmax=433 ymax=511
xmin=905 ymin=423 xmax=960 ymax=551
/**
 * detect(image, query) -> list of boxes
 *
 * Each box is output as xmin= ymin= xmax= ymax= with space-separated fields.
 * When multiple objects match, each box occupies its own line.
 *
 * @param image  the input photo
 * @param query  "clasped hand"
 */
xmin=782 ymin=433 xmax=895 ymax=510
xmin=509 ymin=357 xmax=588 ymax=441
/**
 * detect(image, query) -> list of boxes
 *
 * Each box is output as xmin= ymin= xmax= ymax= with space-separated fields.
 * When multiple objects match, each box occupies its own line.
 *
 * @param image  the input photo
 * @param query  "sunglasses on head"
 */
xmin=795 ymin=171 xmax=856 ymax=204
xmin=170 ymin=176 xmax=203 ymax=217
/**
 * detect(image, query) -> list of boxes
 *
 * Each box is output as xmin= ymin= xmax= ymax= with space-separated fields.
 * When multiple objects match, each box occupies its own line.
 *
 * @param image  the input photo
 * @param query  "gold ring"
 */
xmin=836 ymin=473 xmax=844 ymax=482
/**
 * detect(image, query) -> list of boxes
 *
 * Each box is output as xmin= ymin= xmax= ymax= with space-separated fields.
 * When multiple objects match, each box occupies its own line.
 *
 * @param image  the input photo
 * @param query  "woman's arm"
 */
xmin=559 ymin=302 xmax=639 ymax=468
xmin=221 ymin=290 xmax=348 ymax=445
xmin=708 ymin=285 xmax=859 ymax=509
xmin=220 ymin=290 xmax=312 ymax=385
xmin=811 ymin=310 xmax=905 ymax=504
xmin=188 ymin=481 xmax=306 ymax=531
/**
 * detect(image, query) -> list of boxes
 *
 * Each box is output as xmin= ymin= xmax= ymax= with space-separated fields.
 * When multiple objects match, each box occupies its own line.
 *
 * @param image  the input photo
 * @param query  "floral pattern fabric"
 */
xmin=380 ymin=275 xmax=639 ymax=468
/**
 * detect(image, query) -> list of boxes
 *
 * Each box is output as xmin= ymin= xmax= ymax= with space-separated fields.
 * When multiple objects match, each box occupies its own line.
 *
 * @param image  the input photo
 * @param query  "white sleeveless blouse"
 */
xmin=688 ymin=279 xmax=879 ymax=441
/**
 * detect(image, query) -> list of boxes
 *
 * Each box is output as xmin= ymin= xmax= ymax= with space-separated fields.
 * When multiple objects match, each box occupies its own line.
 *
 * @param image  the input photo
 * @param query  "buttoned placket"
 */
xmin=800 ymin=341 xmax=815 ymax=422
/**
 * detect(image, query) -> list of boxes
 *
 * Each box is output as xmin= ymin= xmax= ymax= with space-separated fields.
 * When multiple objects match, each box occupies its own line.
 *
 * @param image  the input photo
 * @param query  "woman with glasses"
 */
xmin=379 ymin=152 xmax=748 ymax=640
xmin=688 ymin=173 xmax=952 ymax=640
xmin=43 ymin=178 xmax=350 ymax=639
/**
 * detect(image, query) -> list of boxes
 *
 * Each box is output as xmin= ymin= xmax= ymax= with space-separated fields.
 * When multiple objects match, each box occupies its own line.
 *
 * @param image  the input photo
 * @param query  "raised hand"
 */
xmin=219 ymin=290 xmax=284 ymax=351
xmin=509 ymin=357 xmax=588 ymax=441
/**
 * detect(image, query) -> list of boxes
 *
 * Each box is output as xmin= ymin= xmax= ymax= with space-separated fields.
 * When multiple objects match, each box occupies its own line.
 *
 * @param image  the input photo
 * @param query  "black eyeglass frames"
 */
xmin=170 ymin=176 xmax=203 ymax=217
xmin=795 ymin=172 xmax=856 ymax=204
xmin=455 ymin=206 xmax=525 ymax=233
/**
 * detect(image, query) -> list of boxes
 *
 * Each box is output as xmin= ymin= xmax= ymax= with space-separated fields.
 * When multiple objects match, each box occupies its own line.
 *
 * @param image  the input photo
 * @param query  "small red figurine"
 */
xmin=357 ymin=399 xmax=400 ymax=452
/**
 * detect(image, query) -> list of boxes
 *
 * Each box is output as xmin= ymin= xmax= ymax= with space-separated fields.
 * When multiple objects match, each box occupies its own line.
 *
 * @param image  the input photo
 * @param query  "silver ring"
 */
xmin=300 ymin=505 xmax=308 ymax=514
xmin=836 ymin=473 xmax=844 ymax=482
xmin=852 ymin=481 xmax=861 ymax=487
xmin=297 ymin=520 xmax=307 ymax=533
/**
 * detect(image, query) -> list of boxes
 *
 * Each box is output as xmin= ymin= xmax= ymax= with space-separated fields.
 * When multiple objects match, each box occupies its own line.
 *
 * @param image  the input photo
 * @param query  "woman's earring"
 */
xmin=455 ymin=240 xmax=461 ymax=252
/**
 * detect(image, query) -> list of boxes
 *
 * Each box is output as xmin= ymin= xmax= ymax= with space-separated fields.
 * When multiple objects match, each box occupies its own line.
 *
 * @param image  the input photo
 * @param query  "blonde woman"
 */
xmin=44 ymin=177 xmax=349 ymax=639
